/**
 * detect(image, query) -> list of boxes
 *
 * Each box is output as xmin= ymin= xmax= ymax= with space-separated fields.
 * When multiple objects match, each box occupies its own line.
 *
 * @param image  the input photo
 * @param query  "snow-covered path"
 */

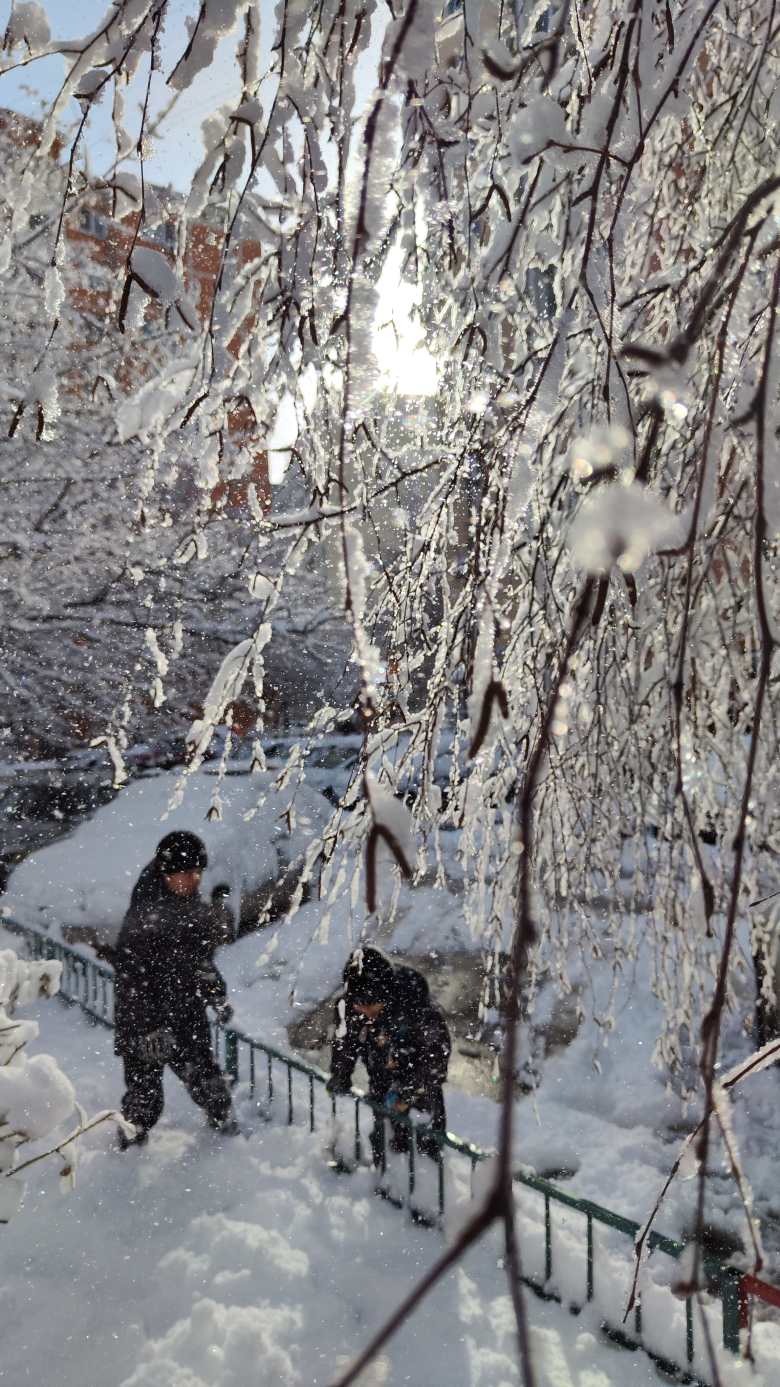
xmin=5 ymin=968 xmax=780 ymax=1387
xmin=10 ymin=767 xmax=780 ymax=1297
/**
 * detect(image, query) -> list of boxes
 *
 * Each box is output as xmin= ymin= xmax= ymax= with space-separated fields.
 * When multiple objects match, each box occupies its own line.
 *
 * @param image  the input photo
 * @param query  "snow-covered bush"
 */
xmin=0 ymin=947 xmax=126 ymax=1222
xmin=1 ymin=948 xmax=74 ymax=1220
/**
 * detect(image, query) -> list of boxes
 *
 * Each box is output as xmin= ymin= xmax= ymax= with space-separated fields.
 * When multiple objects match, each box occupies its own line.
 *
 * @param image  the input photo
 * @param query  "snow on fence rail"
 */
xmin=8 ymin=917 xmax=771 ymax=1383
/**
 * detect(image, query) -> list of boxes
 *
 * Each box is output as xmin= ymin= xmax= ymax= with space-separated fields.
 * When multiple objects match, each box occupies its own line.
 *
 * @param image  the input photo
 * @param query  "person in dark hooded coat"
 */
xmin=384 ymin=965 xmax=450 ymax=1162
xmin=328 ymin=948 xmax=450 ymax=1165
xmin=328 ymin=947 xmax=396 ymax=1119
xmin=103 ymin=831 xmax=238 ymax=1146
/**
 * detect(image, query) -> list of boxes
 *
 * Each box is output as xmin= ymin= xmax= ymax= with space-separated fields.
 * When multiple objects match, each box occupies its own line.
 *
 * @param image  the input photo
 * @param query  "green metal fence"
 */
xmin=10 ymin=918 xmax=747 ymax=1383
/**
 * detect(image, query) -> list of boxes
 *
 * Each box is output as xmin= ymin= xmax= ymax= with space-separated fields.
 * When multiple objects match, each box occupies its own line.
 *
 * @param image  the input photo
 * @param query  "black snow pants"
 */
xmin=121 ymin=1042 xmax=232 ymax=1132
xmin=370 ymin=1086 xmax=446 ymax=1167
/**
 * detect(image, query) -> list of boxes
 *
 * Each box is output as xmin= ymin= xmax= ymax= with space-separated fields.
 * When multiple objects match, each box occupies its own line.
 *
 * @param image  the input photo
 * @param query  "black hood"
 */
xmin=394 ymin=965 xmax=430 ymax=1012
xmin=343 ymin=946 xmax=395 ymax=1004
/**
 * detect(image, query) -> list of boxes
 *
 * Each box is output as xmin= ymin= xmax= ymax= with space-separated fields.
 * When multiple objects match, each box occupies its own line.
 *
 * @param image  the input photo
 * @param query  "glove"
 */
xmin=198 ymin=964 xmax=222 ymax=990
xmin=384 ymin=1091 xmax=410 ymax=1114
xmin=213 ymin=1002 xmax=234 ymax=1025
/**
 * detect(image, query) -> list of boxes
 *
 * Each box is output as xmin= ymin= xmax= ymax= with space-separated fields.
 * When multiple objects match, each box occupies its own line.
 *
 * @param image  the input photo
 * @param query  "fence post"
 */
xmin=685 ymin=1296 xmax=694 ymax=1367
xmin=224 ymin=1029 xmax=239 ymax=1084
xmin=719 ymin=1265 xmax=743 ymax=1354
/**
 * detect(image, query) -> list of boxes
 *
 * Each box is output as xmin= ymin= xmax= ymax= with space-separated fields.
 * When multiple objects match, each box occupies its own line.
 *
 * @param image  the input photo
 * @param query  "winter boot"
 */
xmin=409 ymin=1205 xmax=440 ymax=1230
xmin=327 ymin=1152 xmax=357 ymax=1175
xmin=208 ymin=1113 xmax=241 ymax=1137
xmin=374 ymin=1183 xmax=405 ymax=1211
xmin=117 ymin=1123 xmax=149 ymax=1151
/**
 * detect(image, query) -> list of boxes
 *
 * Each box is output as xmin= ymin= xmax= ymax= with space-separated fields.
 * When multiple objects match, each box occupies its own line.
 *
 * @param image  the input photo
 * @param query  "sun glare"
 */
xmin=375 ymin=332 xmax=439 ymax=397
xmin=373 ymin=250 xmax=439 ymax=398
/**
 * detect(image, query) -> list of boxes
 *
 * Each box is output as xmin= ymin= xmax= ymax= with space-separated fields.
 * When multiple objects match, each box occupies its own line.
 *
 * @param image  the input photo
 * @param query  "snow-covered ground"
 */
xmin=7 ymin=772 xmax=780 ymax=1381
xmin=4 ymin=934 xmax=780 ymax=1387
xmin=6 ymin=767 xmax=780 ymax=1275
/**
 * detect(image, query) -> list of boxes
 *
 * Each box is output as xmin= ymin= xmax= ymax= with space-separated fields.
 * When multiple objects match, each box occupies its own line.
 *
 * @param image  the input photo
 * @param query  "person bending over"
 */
xmin=328 ymin=947 xmax=450 ymax=1166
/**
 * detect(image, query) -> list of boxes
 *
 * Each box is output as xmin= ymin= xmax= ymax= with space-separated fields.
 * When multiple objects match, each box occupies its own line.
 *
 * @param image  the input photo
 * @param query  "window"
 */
xmin=79 ymin=208 xmax=108 ymax=239
xmin=145 ymin=220 xmax=177 ymax=250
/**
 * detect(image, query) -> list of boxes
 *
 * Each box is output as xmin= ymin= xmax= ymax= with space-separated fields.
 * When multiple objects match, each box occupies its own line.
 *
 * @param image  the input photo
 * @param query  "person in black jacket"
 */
xmin=387 ymin=965 xmax=451 ymax=1162
xmin=328 ymin=947 xmax=451 ymax=1166
xmin=102 ymin=832 xmax=238 ymax=1147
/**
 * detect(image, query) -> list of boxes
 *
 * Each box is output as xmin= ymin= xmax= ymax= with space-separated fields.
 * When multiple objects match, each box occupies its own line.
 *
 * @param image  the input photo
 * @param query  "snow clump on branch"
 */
xmin=2 ymin=1 xmax=50 ymax=54
xmin=568 ymin=482 xmax=683 ymax=574
xmin=130 ymin=247 xmax=199 ymax=332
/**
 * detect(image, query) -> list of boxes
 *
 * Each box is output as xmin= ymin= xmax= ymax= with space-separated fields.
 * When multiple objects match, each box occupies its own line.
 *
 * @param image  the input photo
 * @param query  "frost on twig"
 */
xmin=469 ymin=680 xmax=509 ymax=759
xmin=627 ymin=1037 xmax=780 ymax=1320
xmin=467 ymin=609 xmax=509 ymax=758
xmin=185 ymin=636 xmax=254 ymax=770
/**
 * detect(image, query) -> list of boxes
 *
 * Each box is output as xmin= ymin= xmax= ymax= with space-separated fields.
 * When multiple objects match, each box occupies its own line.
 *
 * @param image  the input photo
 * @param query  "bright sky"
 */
xmin=374 ymin=244 xmax=439 ymax=398
xmin=0 ymin=0 xmax=439 ymax=439
xmin=0 ymin=0 xmax=245 ymax=188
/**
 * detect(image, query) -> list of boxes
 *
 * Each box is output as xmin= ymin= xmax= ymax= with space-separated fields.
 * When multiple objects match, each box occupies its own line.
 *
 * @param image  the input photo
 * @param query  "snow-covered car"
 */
xmin=2 ymin=767 xmax=332 ymax=944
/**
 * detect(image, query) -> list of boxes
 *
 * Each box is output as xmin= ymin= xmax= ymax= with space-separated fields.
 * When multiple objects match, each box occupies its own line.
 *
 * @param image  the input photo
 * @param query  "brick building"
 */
xmin=0 ymin=106 xmax=269 ymax=512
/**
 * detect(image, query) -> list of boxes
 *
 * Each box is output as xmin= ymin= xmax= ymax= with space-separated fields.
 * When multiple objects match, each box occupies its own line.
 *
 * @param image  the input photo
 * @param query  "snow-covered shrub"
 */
xmin=0 ymin=947 xmax=121 ymax=1221
xmin=1 ymin=949 xmax=71 ymax=1219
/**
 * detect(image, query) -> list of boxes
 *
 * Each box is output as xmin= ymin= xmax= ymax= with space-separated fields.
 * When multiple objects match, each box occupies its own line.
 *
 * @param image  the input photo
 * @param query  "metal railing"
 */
xmin=739 ymin=1272 xmax=780 ymax=1337
xmin=8 ymin=917 xmax=761 ymax=1382
xmin=512 ymin=1166 xmax=744 ymax=1381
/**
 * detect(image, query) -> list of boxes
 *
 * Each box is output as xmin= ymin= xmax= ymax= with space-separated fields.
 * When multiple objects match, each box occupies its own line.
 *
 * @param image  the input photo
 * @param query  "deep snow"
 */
xmin=4 ymin=948 xmax=780 ymax=1387
xmin=7 ymin=773 xmax=780 ymax=1382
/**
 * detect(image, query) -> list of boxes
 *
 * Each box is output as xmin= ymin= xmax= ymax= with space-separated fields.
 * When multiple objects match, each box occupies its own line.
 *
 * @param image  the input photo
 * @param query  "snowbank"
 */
xmin=2 ymin=768 xmax=331 ymax=939
xmin=4 ymin=973 xmax=778 ymax=1387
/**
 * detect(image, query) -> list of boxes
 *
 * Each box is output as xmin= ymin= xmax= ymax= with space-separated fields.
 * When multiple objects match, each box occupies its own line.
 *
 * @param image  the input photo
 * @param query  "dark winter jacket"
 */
xmin=329 ymin=966 xmax=451 ymax=1119
xmin=390 ymin=966 xmax=451 ymax=1113
xmin=109 ymin=862 xmax=228 ymax=1057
